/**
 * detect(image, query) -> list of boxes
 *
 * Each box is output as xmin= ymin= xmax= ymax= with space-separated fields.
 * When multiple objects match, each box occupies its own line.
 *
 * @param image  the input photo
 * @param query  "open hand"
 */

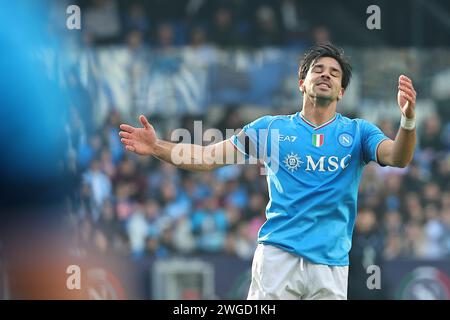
xmin=119 ymin=115 xmax=157 ymax=155
xmin=397 ymin=75 xmax=416 ymax=119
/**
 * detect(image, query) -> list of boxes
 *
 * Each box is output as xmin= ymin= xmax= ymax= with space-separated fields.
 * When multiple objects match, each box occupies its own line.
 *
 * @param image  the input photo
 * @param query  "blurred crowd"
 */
xmin=351 ymin=111 xmax=450 ymax=261
xmin=68 ymin=107 xmax=267 ymax=260
xmin=74 ymin=0 xmax=326 ymax=49
xmin=57 ymin=0 xmax=450 ymax=267
xmin=66 ymin=97 xmax=450 ymax=263
xmin=67 ymin=0 xmax=449 ymax=49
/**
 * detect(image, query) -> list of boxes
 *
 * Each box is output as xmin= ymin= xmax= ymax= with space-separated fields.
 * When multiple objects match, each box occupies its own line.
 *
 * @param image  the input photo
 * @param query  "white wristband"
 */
xmin=400 ymin=114 xmax=416 ymax=130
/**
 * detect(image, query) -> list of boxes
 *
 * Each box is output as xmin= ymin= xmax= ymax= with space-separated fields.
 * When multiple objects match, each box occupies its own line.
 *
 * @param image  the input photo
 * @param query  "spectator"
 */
xmin=159 ymin=181 xmax=191 ymax=221
xmin=403 ymin=222 xmax=427 ymax=258
xmin=279 ymin=0 xmax=309 ymax=45
xmin=183 ymin=26 xmax=218 ymax=67
xmin=77 ymin=133 xmax=103 ymax=171
xmin=423 ymin=203 xmax=445 ymax=259
xmin=155 ymin=23 xmax=176 ymax=49
xmin=245 ymin=192 xmax=265 ymax=220
xmin=84 ymin=0 xmax=122 ymax=45
xmin=83 ymin=158 xmax=112 ymax=220
xmin=422 ymin=182 xmax=441 ymax=207
xmin=126 ymin=202 xmax=150 ymax=259
xmin=92 ymin=228 xmax=110 ymax=255
xmin=252 ymin=5 xmax=282 ymax=47
xmin=440 ymin=208 xmax=450 ymax=258
xmin=383 ymin=210 xmax=404 ymax=235
xmin=210 ymin=7 xmax=240 ymax=48
xmin=172 ymin=216 xmax=196 ymax=254
xmin=349 ymin=208 xmax=384 ymax=299
xmin=126 ymin=29 xmax=146 ymax=53
xmin=383 ymin=233 xmax=403 ymax=260
xmin=115 ymin=182 xmax=135 ymax=221
xmin=420 ymin=114 xmax=445 ymax=151
xmin=233 ymin=223 xmax=256 ymax=260
xmin=123 ymin=3 xmax=150 ymax=36
xmin=99 ymin=147 xmax=116 ymax=180
xmin=191 ymin=198 xmax=228 ymax=252
xmin=403 ymin=192 xmax=424 ymax=224
xmin=312 ymin=25 xmax=331 ymax=45
xmin=114 ymin=157 xmax=143 ymax=200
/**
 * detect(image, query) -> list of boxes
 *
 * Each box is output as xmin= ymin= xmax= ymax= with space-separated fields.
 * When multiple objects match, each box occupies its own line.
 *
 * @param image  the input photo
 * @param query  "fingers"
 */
xmin=120 ymin=137 xmax=136 ymax=153
xmin=120 ymin=116 xmax=152 ymax=133
xmin=139 ymin=115 xmax=151 ymax=129
xmin=398 ymin=85 xmax=416 ymax=99
xmin=119 ymin=131 xmax=132 ymax=139
xmin=398 ymin=75 xmax=416 ymax=105
xmin=400 ymin=91 xmax=415 ymax=102
xmin=119 ymin=124 xmax=135 ymax=133
xmin=399 ymin=81 xmax=416 ymax=94
xmin=398 ymin=75 xmax=416 ymax=94
xmin=399 ymin=91 xmax=415 ymax=107
xmin=120 ymin=138 xmax=134 ymax=147
xmin=399 ymin=75 xmax=412 ymax=83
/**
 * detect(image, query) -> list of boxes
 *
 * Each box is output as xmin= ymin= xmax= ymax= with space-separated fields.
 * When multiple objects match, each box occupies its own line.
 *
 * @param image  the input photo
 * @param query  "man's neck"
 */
xmin=301 ymin=98 xmax=337 ymax=127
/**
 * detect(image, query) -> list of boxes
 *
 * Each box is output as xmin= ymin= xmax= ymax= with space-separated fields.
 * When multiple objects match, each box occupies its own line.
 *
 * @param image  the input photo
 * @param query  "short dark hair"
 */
xmin=298 ymin=43 xmax=352 ymax=90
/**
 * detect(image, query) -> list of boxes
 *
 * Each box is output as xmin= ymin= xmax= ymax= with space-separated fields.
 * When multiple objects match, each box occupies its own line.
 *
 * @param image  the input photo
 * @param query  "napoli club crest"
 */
xmin=338 ymin=133 xmax=353 ymax=147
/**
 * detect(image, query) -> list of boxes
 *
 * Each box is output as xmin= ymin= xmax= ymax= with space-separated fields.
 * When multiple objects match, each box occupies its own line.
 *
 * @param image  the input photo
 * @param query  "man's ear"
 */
xmin=299 ymin=79 xmax=305 ymax=93
xmin=337 ymin=88 xmax=345 ymax=100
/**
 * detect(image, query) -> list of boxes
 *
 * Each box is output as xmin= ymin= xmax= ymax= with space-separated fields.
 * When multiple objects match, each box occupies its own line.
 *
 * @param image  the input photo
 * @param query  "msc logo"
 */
xmin=283 ymin=153 xmax=352 ymax=172
xmin=305 ymin=155 xmax=352 ymax=172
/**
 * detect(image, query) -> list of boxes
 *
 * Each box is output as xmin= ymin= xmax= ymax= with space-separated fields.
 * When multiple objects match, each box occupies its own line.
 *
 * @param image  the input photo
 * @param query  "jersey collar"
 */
xmin=299 ymin=112 xmax=338 ymax=130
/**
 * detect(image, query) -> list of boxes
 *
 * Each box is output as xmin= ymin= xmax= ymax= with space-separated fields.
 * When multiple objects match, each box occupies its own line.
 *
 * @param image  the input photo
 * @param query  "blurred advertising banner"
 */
xmin=382 ymin=259 xmax=450 ymax=300
xmin=4 ymin=249 xmax=450 ymax=299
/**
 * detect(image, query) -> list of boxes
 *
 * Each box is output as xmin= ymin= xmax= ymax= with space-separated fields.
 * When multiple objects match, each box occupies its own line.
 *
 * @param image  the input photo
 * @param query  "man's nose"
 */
xmin=320 ymin=73 xmax=331 ymax=80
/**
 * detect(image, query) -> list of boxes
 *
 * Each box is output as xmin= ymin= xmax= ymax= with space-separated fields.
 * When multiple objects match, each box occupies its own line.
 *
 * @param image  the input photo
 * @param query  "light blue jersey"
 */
xmin=230 ymin=112 xmax=389 ymax=266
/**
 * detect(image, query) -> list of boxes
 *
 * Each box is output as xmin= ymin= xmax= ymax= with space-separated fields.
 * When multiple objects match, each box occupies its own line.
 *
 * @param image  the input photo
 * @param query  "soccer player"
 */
xmin=119 ymin=43 xmax=417 ymax=300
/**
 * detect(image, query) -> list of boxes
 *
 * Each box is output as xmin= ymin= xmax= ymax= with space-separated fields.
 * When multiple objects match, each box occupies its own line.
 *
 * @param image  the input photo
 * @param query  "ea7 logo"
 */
xmin=279 ymin=135 xmax=298 ymax=142
xmin=305 ymin=154 xmax=351 ymax=172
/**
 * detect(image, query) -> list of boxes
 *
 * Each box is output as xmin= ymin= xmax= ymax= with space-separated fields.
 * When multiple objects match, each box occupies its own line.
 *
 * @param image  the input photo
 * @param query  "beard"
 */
xmin=308 ymin=86 xmax=338 ymax=106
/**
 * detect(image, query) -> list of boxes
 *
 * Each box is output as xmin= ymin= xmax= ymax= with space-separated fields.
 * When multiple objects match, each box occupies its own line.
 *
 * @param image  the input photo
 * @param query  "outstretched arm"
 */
xmin=377 ymin=75 xmax=417 ymax=168
xmin=119 ymin=115 xmax=243 ymax=171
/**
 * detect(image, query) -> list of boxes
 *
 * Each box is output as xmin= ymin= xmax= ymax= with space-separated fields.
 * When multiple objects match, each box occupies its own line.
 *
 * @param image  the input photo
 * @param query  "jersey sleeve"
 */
xmin=230 ymin=115 xmax=273 ymax=161
xmin=359 ymin=119 xmax=390 ymax=165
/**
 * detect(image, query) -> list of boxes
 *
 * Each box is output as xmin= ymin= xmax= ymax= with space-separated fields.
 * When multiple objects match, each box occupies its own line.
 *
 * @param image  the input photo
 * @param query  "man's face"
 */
xmin=299 ymin=56 xmax=344 ymax=103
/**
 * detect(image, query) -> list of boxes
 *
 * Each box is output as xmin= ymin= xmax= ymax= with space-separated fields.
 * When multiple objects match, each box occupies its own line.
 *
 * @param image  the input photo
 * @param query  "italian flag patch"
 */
xmin=312 ymin=134 xmax=324 ymax=147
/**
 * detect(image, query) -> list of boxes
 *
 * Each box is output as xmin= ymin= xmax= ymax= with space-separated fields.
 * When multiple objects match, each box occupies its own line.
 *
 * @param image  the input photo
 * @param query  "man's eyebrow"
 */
xmin=312 ymin=63 xmax=324 ymax=68
xmin=311 ymin=63 xmax=342 ymax=73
